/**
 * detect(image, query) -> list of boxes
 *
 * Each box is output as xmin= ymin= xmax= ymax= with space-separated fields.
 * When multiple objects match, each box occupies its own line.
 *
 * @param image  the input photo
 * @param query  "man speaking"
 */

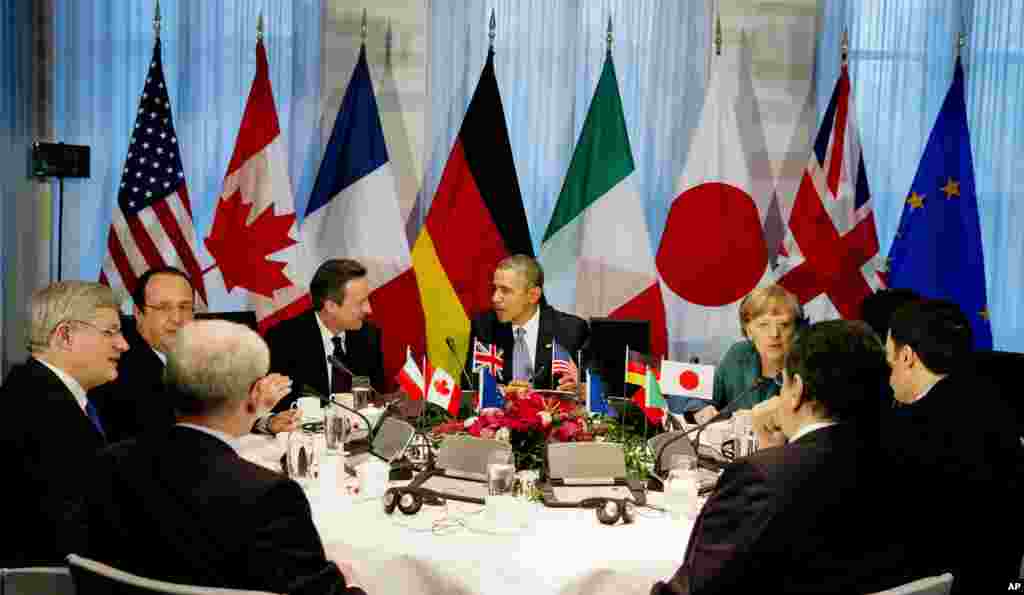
xmin=468 ymin=255 xmax=588 ymax=391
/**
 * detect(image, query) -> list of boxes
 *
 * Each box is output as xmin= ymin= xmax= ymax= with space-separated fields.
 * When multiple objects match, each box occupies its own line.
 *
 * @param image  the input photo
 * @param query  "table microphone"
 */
xmin=445 ymin=336 xmax=476 ymax=389
xmin=653 ymin=376 xmax=776 ymax=476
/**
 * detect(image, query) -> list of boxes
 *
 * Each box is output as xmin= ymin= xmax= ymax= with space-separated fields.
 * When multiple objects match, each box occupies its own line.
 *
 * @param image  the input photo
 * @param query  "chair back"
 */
xmin=866 ymin=573 xmax=954 ymax=595
xmin=2 ymin=567 xmax=74 ymax=595
xmin=65 ymin=555 xmax=278 ymax=595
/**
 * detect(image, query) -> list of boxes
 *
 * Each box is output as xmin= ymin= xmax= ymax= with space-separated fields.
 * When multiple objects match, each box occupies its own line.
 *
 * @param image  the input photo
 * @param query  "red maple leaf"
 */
xmin=433 ymin=378 xmax=451 ymax=396
xmin=204 ymin=190 xmax=297 ymax=298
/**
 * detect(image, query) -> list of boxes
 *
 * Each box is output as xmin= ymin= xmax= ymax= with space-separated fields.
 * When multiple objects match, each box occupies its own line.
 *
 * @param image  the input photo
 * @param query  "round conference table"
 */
xmin=239 ymin=435 xmax=692 ymax=595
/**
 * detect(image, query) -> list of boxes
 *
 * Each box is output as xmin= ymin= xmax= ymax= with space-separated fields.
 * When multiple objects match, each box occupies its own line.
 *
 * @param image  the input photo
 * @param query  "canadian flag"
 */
xmin=204 ymin=36 xmax=309 ymax=332
xmin=425 ymin=362 xmax=461 ymax=416
xmin=395 ymin=348 xmax=425 ymax=401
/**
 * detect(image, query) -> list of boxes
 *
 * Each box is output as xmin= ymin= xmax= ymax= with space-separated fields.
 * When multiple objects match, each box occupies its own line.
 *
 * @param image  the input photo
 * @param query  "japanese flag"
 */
xmin=660 ymin=360 xmax=715 ymax=401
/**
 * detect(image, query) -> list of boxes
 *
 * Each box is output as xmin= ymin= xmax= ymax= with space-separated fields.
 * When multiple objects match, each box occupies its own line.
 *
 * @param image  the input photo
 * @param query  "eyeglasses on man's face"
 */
xmin=67 ymin=319 xmax=124 ymax=339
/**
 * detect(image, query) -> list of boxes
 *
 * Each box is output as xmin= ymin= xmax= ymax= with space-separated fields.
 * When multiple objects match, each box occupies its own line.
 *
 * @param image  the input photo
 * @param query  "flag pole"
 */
xmin=606 ymin=15 xmax=613 ymax=56
xmin=488 ymin=9 xmax=496 ymax=51
xmin=153 ymin=0 xmax=161 ymax=38
xmin=840 ymin=28 xmax=848 ymax=68
xmin=955 ymin=21 xmax=965 ymax=63
xmin=714 ymin=11 xmax=722 ymax=56
xmin=361 ymin=8 xmax=368 ymax=45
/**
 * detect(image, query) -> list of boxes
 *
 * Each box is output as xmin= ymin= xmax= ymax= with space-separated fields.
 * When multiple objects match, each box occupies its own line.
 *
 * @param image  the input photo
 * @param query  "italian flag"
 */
xmin=539 ymin=49 xmax=666 ymax=358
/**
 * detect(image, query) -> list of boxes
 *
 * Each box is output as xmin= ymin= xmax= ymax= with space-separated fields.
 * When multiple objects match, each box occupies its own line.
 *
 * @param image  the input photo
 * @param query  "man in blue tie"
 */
xmin=468 ymin=255 xmax=588 ymax=391
xmin=1 ymin=281 xmax=129 ymax=566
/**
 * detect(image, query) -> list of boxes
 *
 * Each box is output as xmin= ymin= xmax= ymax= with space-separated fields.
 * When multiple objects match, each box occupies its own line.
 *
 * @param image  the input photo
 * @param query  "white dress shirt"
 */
xmin=315 ymin=312 xmax=345 ymax=389
xmin=788 ymin=421 xmax=838 ymax=443
xmin=512 ymin=306 xmax=541 ymax=372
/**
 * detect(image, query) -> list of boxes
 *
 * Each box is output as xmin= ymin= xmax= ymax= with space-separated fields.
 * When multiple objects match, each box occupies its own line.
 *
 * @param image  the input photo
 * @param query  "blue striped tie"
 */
xmin=85 ymin=399 xmax=106 ymax=440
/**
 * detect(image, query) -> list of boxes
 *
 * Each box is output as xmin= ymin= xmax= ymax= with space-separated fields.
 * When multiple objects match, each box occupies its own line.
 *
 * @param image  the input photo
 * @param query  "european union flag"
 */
xmin=887 ymin=57 xmax=993 ymax=349
xmin=586 ymin=369 xmax=611 ymax=416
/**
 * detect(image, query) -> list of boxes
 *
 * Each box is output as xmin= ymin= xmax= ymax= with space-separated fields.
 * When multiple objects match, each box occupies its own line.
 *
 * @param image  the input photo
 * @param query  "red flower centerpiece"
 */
xmin=431 ymin=386 xmax=595 ymax=473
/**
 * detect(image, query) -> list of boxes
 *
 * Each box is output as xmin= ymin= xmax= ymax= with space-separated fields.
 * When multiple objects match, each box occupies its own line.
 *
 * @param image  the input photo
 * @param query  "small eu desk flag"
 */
xmin=886 ymin=57 xmax=993 ymax=349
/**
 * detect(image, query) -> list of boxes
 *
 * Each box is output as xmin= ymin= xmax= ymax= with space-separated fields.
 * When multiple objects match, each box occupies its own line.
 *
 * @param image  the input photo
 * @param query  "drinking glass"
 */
xmin=665 ymin=454 xmax=699 ymax=520
xmin=324 ymin=402 xmax=353 ymax=455
xmin=287 ymin=428 xmax=320 ymax=489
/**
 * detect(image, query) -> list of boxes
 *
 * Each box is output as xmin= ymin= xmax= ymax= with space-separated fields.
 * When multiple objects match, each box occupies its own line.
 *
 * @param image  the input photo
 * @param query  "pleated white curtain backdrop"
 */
xmin=819 ymin=0 xmax=1024 ymax=351
xmin=51 ymin=0 xmax=322 ymax=312
xmin=423 ymin=0 xmax=710 ymax=310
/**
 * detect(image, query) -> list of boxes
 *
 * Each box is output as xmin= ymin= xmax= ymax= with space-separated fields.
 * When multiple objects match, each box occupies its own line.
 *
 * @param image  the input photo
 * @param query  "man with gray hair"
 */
xmin=1 ymin=281 xmax=129 ymax=566
xmin=82 ymin=320 xmax=365 ymax=595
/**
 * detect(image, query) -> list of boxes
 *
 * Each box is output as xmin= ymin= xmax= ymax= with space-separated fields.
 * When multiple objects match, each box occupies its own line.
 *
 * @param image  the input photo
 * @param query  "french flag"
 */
xmin=301 ymin=44 xmax=425 ymax=390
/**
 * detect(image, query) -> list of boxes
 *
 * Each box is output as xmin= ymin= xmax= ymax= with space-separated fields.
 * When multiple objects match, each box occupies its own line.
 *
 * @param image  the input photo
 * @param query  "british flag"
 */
xmin=100 ymin=38 xmax=206 ymax=304
xmin=472 ymin=339 xmax=504 ymax=375
xmin=774 ymin=64 xmax=886 ymax=320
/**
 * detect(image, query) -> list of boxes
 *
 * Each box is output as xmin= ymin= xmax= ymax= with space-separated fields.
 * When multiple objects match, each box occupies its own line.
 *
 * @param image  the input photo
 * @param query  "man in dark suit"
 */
xmin=266 ymin=258 xmax=386 ymax=411
xmin=1 ymin=281 xmax=129 ymax=566
xmin=468 ymin=254 xmax=588 ymax=391
xmin=652 ymin=321 xmax=919 ymax=595
xmin=883 ymin=299 xmax=1023 ymax=593
xmin=83 ymin=319 xmax=365 ymax=595
xmin=92 ymin=267 xmax=298 ymax=439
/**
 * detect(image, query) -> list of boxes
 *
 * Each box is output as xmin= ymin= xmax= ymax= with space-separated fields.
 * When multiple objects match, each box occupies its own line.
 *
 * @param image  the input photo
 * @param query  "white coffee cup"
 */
xmin=292 ymin=396 xmax=323 ymax=421
xmin=356 ymin=459 xmax=390 ymax=499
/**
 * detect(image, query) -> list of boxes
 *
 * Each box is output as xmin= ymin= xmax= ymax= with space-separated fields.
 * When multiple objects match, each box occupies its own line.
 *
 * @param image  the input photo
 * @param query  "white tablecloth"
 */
xmin=239 ymin=435 xmax=691 ymax=595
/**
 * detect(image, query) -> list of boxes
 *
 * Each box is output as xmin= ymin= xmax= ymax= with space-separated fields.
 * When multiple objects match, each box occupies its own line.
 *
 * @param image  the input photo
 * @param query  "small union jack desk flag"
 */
xmin=472 ymin=339 xmax=504 ymax=375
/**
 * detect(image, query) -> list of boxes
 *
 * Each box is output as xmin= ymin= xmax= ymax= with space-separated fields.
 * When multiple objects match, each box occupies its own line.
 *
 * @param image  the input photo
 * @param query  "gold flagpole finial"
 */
xmin=606 ymin=15 xmax=613 ymax=54
xmin=257 ymin=12 xmax=264 ymax=42
xmin=361 ymin=8 xmax=368 ymax=44
xmin=841 ymin=28 xmax=849 ymax=67
xmin=714 ymin=12 xmax=722 ymax=56
xmin=489 ymin=9 xmax=496 ymax=50
xmin=956 ymin=22 xmax=966 ymax=61
xmin=154 ymin=0 xmax=161 ymax=38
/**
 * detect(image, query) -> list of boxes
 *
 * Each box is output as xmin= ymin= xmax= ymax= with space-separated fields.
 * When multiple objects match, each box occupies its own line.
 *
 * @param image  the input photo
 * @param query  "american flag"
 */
xmin=551 ymin=340 xmax=573 ymax=376
xmin=100 ymin=39 xmax=206 ymax=304
xmin=472 ymin=339 xmax=504 ymax=375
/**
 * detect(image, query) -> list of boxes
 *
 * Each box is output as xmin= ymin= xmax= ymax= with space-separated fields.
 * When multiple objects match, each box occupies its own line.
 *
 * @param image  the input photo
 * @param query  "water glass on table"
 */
xmin=665 ymin=453 xmax=699 ymax=521
xmin=286 ymin=428 xmax=321 ymax=489
xmin=486 ymin=450 xmax=517 ymax=524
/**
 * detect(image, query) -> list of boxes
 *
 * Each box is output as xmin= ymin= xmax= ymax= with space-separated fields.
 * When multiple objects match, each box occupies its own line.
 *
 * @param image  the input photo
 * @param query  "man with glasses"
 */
xmin=1 ymin=281 xmax=129 ymax=566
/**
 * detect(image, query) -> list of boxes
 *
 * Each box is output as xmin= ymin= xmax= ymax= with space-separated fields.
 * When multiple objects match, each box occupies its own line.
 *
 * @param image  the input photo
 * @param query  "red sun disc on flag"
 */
xmin=679 ymin=370 xmax=700 ymax=391
xmin=657 ymin=182 xmax=767 ymax=307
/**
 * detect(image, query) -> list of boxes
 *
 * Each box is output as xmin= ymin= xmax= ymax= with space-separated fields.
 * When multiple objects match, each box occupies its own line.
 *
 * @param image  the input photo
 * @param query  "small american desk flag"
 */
xmin=551 ymin=340 xmax=573 ymax=377
xmin=100 ymin=38 xmax=206 ymax=304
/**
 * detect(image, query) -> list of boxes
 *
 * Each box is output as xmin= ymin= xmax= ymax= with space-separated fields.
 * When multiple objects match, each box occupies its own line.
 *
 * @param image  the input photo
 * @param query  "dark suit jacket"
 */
xmin=265 ymin=309 xmax=386 ymax=411
xmin=881 ymin=374 xmax=1024 ymax=594
xmin=1 ymin=358 xmax=106 ymax=566
xmin=83 ymin=425 xmax=365 ymax=595
xmin=653 ymin=424 xmax=919 ymax=595
xmin=90 ymin=319 xmax=175 ymax=443
xmin=467 ymin=304 xmax=589 ymax=389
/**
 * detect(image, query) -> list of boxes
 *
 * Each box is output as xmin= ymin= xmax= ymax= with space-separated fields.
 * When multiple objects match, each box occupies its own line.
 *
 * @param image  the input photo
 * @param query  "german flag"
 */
xmin=411 ymin=47 xmax=533 ymax=374
xmin=624 ymin=348 xmax=652 ymax=387
xmin=625 ymin=348 xmax=664 ymax=425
